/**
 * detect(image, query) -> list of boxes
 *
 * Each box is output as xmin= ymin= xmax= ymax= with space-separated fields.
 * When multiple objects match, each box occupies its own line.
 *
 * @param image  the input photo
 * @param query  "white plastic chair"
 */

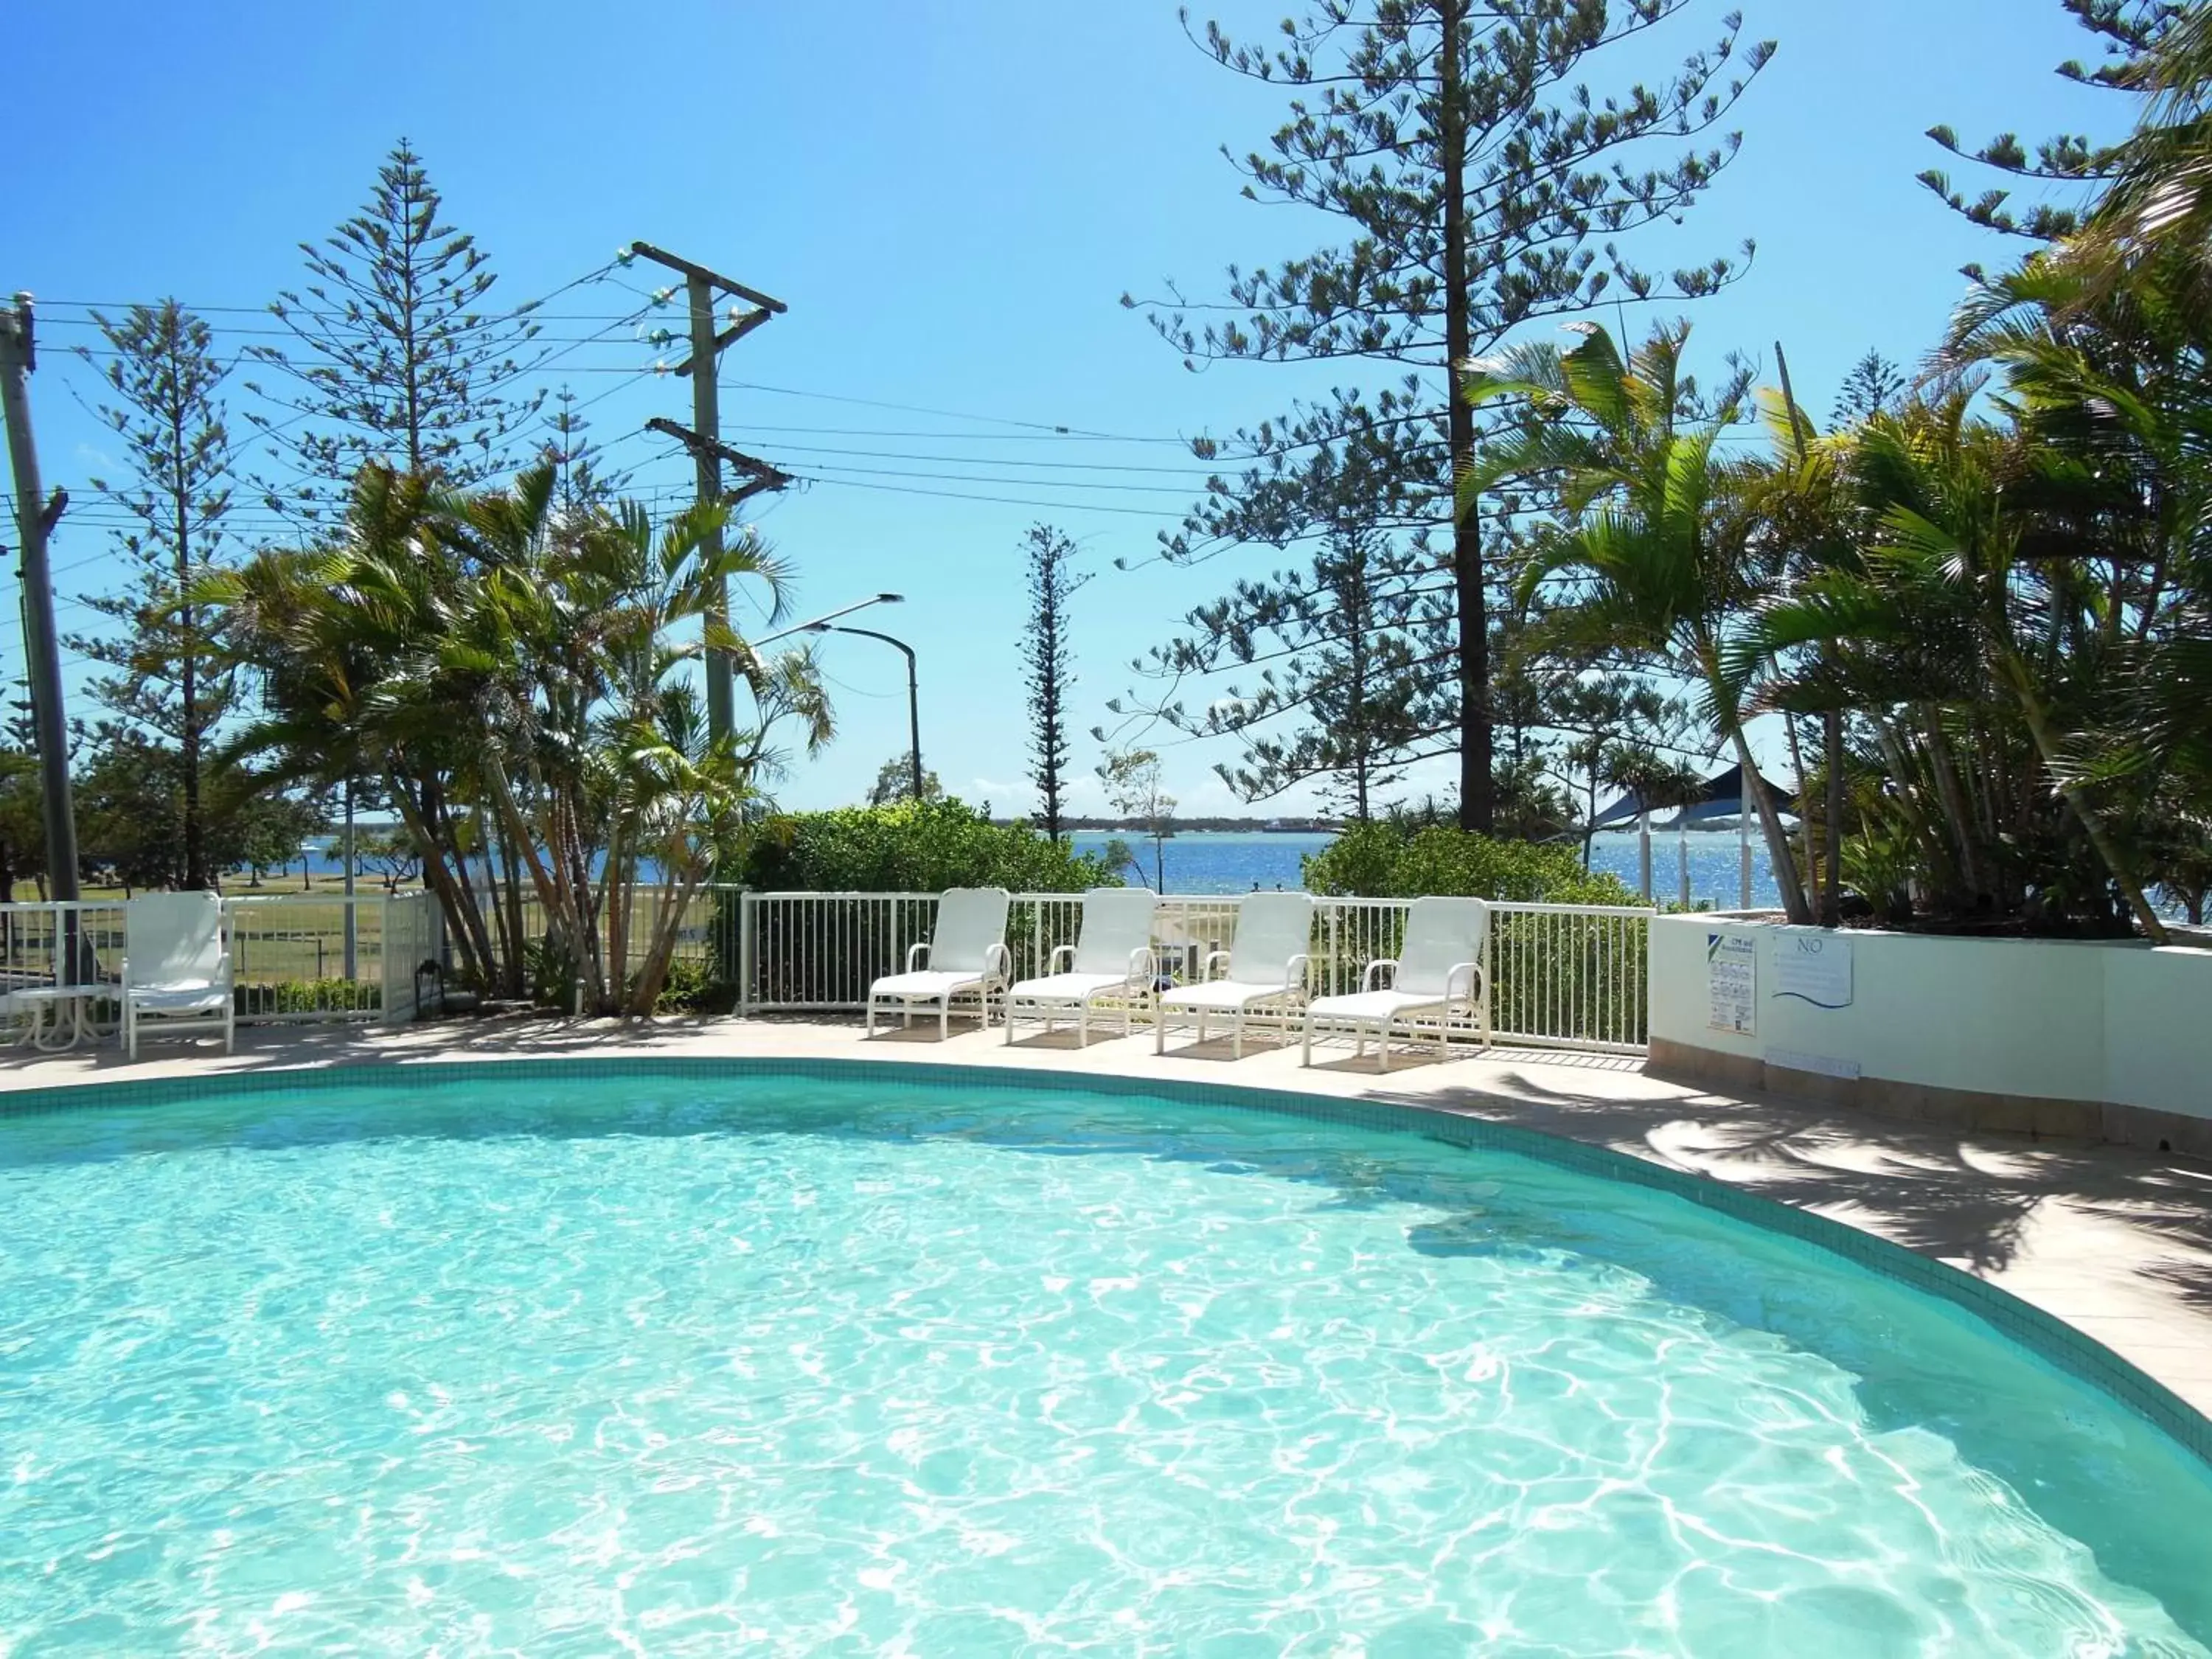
xmin=1155 ymin=890 xmax=1313 ymax=1060
xmin=1004 ymin=888 xmax=1159 ymax=1046
xmin=866 ymin=887 xmax=1012 ymax=1040
xmin=122 ymin=891 xmax=234 ymax=1060
xmin=1301 ymin=896 xmax=1489 ymax=1072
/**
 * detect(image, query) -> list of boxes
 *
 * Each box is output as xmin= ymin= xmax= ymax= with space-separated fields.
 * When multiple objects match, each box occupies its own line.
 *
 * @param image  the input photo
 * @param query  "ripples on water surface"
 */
xmin=2 ymin=1072 xmax=2208 ymax=1655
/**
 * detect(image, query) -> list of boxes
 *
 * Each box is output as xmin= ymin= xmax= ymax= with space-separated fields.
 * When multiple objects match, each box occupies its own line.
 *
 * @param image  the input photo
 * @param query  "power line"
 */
xmin=550 ymin=366 xmax=661 ymax=420
xmin=798 ymin=461 xmax=1192 ymax=496
xmin=787 ymin=472 xmax=1180 ymax=518
xmin=42 ymin=315 xmax=686 ymax=348
xmin=715 ymin=422 xmax=1204 ymax=445
xmin=718 ymin=438 xmax=1224 ymax=476
xmin=720 ymin=379 xmax=1178 ymax=441
xmin=32 ymin=262 xmax=631 ymax=330
xmin=40 ymin=312 xmax=1220 ymax=452
xmin=41 ymin=301 xmax=657 ymax=323
xmin=79 ymin=356 xmax=675 ymax=374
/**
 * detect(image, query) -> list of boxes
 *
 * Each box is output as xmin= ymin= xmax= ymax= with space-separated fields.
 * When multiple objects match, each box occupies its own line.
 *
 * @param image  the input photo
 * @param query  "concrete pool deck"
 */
xmin=6 ymin=1012 xmax=2212 ymax=1427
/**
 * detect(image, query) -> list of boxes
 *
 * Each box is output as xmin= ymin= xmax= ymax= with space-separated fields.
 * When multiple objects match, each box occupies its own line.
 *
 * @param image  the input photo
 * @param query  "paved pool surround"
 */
xmin=4 ymin=1012 xmax=2211 ymax=1461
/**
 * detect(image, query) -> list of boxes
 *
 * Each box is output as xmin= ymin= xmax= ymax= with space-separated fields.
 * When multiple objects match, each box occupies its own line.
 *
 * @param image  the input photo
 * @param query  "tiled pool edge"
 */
xmin=5 ymin=1051 xmax=2207 ymax=1473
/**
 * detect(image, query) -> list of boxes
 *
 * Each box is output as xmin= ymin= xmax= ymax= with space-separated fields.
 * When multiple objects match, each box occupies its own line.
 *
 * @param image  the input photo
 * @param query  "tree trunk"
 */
xmin=166 ymin=376 xmax=209 ymax=893
xmin=1918 ymin=708 xmax=1989 ymax=908
xmin=563 ymin=805 xmax=607 ymax=1010
xmin=473 ymin=733 xmax=569 ymax=1001
xmin=2012 ymin=680 xmax=2169 ymax=944
xmin=388 ymin=771 xmax=490 ymax=986
xmin=181 ymin=646 xmax=204 ymax=889
xmin=1735 ymin=724 xmax=1814 ymax=925
xmin=605 ymin=837 xmax=633 ymax=1015
xmin=1439 ymin=0 xmax=1491 ymax=834
xmin=1866 ymin=717 xmax=1942 ymax=907
xmin=1783 ymin=716 xmax=1817 ymax=918
xmin=496 ymin=823 xmax=529 ymax=1001
xmin=627 ymin=852 xmax=706 ymax=1017
xmin=1707 ymin=635 xmax=1812 ymax=925
xmin=481 ymin=834 xmax=515 ymax=992
xmin=436 ymin=787 xmax=498 ymax=989
xmin=1821 ymin=708 xmax=1845 ymax=925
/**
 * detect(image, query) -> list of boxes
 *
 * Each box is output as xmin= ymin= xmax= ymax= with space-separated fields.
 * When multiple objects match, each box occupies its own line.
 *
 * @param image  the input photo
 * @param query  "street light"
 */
xmin=751 ymin=592 xmax=904 ymax=648
xmin=810 ymin=624 xmax=922 ymax=802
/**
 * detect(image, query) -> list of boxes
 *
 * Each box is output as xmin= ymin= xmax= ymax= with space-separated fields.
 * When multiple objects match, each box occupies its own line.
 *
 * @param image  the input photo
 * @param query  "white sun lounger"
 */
xmin=866 ymin=886 xmax=1012 ymax=1040
xmin=122 ymin=891 xmax=235 ymax=1060
xmin=1004 ymin=888 xmax=1159 ymax=1046
xmin=1301 ymin=895 xmax=1489 ymax=1072
xmin=1155 ymin=890 xmax=1313 ymax=1059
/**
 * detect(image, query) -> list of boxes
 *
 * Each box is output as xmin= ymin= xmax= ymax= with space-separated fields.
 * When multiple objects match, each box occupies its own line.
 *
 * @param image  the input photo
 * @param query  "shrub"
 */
xmin=235 ymin=978 xmax=380 ymax=1015
xmin=732 ymin=797 xmax=1119 ymax=894
xmin=651 ymin=956 xmax=737 ymax=1016
xmin=714 ymin=799 xmax=1116 ymax=1009
xmin=1305 ymin=824 xmax=1647 ymax=1046
xmin=1303 ymin=823 xmax=1639 ymax=905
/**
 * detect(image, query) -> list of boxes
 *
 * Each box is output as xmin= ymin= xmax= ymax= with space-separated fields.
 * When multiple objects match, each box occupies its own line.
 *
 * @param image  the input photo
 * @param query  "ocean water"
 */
xmin=2 ymin=1069 xmax=2208 ymax=1655
xmin=1071 ymin=831 xmax=1336 ymax=895
xmin=1077 ymin=828 xmax=1781 ymax=906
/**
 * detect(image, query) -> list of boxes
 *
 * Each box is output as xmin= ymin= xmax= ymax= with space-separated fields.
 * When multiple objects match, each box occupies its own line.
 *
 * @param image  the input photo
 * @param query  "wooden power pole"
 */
xmin=628 ymin=242 xmax=789 ymax=740
xmin=0 ymin=293 xmax=80 ymax=903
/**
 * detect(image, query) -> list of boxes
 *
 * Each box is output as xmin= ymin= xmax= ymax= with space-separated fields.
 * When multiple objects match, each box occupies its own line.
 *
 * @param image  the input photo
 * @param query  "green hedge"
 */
xmin=733 ymin=798 xmax=1119 ymax=894
xmin=714 ymin=800 xmax=1116 ymax=1006
xmin=1303 ymin=823 xmax=1639 ymax=905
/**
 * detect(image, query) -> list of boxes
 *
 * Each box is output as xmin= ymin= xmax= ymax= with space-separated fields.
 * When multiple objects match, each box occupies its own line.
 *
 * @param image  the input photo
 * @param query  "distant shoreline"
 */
xmin=1024 ymin=820 xmax=1340 ymax=835
xmin=1028 ymin=820 xmax=1756 ymax=836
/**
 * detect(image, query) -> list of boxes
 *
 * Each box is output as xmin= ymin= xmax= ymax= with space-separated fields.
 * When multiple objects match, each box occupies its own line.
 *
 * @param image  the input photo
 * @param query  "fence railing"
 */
xmin=0 ymin=891 xmax=437 ymax=1029
xmin=379 ymin=891 xmax=437 ymax=1024
xmin=733 ymin=890 xmax=1653 ymax=1054
xmin=0 ymin=887 xmax=1651 ymax=1054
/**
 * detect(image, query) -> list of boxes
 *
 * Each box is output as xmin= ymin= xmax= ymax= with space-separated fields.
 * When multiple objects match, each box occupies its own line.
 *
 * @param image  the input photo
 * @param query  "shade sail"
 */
xmin=1590 ymin=762 xmax=1796 ymax=831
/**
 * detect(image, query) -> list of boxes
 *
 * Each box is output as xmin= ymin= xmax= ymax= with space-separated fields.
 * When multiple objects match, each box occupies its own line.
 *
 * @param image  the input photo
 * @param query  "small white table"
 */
xmin=14 ymin=985 xmax=111 ymax=1051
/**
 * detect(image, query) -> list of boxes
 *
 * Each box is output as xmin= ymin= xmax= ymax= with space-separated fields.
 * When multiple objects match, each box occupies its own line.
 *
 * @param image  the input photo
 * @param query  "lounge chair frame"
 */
xmin=1004 ymin=889 xmax=1160 ymax=1047
xmin=865 ymin=887 xmax=1013 ymax=1040
xmin=1301 ymin=897 xmax=1490 ymax=1072
xmin=1154 ymin=891 xmax=1314 ymax=1060
xmin=122 ymin=891 xmax=235 ymax=1060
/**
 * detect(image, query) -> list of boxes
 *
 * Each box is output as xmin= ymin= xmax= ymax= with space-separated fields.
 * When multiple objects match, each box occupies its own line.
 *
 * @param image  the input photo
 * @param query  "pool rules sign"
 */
xmin=1706 ymin=932 xmax=1757 ymax=1034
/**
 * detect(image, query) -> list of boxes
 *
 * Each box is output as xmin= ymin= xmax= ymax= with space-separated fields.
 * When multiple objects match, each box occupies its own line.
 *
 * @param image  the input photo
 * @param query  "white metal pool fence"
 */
xmin=0 ymin=887 xmax=1652 ymax=1054
xmin=0 ymin=891 xmax=439 ymax=1029
xmin=730 ymin=891 xmax=1654 ymax=1054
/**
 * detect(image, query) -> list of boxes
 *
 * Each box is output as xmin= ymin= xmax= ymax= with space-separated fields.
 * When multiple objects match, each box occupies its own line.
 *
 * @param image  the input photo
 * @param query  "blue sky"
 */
xmin=3 ymin=0 xmax=2127 ymax=817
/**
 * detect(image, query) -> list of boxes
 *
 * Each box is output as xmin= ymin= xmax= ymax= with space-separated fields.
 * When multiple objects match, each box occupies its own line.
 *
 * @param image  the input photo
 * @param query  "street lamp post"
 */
xmin=751 ymin=591 xmax=904 ymax=649
xmin=746 ymin=594 xmax=920 ymax=801
xmin=811 ymin=625 xmax=922 ymax=801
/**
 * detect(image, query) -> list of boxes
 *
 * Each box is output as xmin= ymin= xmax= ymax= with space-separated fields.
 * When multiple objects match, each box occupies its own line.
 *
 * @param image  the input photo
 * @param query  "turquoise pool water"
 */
xmin=3 ymin=1070 xmax=2208 ymax=1655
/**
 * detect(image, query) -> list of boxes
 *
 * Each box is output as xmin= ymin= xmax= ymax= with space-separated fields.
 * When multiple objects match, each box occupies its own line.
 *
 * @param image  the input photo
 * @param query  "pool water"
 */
xmin=2 ymin=1070 xmax=2208 ymax=1655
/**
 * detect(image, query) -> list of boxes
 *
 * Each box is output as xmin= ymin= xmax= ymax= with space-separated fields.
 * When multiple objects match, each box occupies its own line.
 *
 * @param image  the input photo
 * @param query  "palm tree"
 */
xmin=1947 ymin=252 xmax=2212 ymax=937
xmin=437 ymin=469 xmax=827 ymax=1013
xmin=1463 ymin=322 xmax=1816 ymax=924
xmin=200 ymin=466 xmax=515 ymax=985
xmin=1747 ymin=394 xmax=2172 ymax=942
xmin=201 ymin=461 xmax=830 ymax=1012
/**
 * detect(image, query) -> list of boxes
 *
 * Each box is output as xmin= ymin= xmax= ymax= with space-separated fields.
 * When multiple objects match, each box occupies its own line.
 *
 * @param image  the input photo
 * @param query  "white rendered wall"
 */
xmin=1649 ymin=917 xmax=2211 ymax=1122
xmin=2104 ymin=946 xmax=2212 ymax=1119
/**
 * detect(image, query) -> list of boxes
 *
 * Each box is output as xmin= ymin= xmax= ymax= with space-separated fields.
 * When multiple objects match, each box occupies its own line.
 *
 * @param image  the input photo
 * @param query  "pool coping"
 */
xmin=6 ymin=1047 xmax=2208 ymax=1475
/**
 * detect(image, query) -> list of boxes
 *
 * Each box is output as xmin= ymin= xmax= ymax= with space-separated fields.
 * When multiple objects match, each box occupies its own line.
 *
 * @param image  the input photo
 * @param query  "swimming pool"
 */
xmin=3 ymin=1062 xmax=2208 ymax=1655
